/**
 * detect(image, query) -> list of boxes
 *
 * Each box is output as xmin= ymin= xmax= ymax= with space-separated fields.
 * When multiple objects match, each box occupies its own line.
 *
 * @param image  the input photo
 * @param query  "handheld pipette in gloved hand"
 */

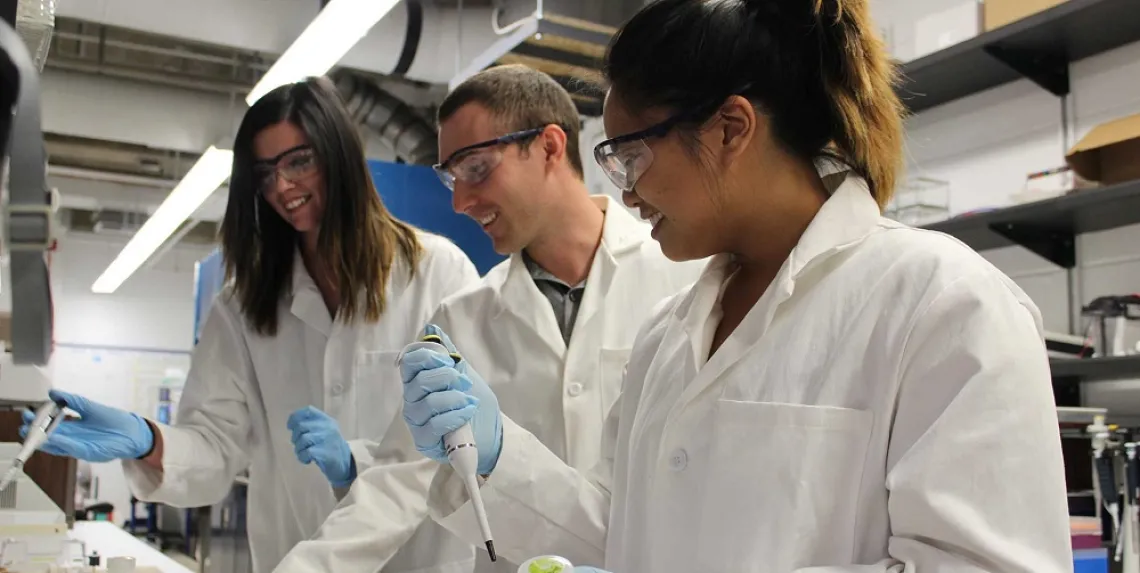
xmin=0 ymin=398 xmax=67 ymax=491
xmin=397 ymin=334 xmax=496 ymax=562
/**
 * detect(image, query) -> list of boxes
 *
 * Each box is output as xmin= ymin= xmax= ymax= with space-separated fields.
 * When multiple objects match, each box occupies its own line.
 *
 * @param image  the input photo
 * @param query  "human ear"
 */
xmin=714 ymin=95 xmax=757 ymax=165
xmin=542 ymin=124 xmax=568 ymax=171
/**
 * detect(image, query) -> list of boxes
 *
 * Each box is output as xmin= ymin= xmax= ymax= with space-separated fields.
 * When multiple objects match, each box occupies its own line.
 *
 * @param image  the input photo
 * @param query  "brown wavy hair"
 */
xmin=220 ymin=76 xmax=422 ymax=336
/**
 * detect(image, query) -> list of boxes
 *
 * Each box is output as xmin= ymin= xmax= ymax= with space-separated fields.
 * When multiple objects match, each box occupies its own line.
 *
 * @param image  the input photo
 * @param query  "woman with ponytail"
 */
xmin=402 ymin=1 xmax=1072 ymax=571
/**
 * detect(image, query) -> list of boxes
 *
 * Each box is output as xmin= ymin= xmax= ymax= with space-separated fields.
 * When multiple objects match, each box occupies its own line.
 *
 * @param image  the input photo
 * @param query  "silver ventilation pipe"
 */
xmin=333 ymin=71 xmax=438 ymax=166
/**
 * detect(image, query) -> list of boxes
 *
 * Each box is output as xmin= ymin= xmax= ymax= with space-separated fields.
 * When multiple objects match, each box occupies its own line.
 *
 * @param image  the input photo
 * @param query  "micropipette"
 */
xmin=0 ymin=398 xmax=66 ymax=491
xmin=397 ymin=337 xmax=496 ymax=562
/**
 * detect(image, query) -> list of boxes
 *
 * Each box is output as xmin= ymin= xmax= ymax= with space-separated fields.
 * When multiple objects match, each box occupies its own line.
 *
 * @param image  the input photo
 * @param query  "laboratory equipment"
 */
xmin=518 ymin=555 xmax=574 ymax=573
xmin=1089 ymin=415 xmax=1123 ymax=561
xmin=0 ymin=443 xmax=73 ymax=572
xmin=1127 ymin=443 xmax=1139 ymax=553
xmin=883 ymin=177 xmax=950 ymax=227
xmin=396 ymin=337 xmax=496 ymax=562
xmin=1 ymin=0 xmax=56 ymax=368
xmin=0 ymin=399 xmax=65 ymax=491
xmin=106 ymin=556 xmax=136 ymax=573
xmin=1082 ymin=295 xmax=1140 ymax=358
xmin=1045 ymin=331 xmax=1089 ymax=359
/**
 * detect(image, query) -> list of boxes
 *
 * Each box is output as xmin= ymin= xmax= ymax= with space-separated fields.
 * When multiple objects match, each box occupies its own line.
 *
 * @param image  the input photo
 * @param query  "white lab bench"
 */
xmin=69 ymin=522 xmax=195 ymax=573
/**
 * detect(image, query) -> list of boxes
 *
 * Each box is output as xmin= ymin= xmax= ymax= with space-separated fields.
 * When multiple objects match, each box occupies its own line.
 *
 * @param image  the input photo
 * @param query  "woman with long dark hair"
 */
xmin=25 ymin=77 xmax=478 ymax=573
xmin=399 ymin=1 xmax=1072 ymax=571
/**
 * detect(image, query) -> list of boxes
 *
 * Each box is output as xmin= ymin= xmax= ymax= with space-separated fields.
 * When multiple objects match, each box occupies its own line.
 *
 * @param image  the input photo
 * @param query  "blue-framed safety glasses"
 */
xmin=593 ymin=89 xmax=750 ymax=191
xmin=592 ymin=113 xmax=689 ymax=192
xmin=432 ymin=126 xmax=551 ymax=191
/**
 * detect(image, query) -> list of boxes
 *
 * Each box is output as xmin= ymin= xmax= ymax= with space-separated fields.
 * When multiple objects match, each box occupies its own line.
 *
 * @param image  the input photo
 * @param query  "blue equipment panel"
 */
xmin=192 ymin=247 xmax=225 ymax=346
xmin=368 ymin=160 xmax=504 ymax=276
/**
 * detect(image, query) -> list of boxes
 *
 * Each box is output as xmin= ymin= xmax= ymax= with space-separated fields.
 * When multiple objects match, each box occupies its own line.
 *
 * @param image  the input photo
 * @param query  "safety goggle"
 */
xmin=433 ymin=126 xmax=556 ymax=191
xmin=594 ymin=91 xmax=752 ymax=191
xmin=253 ymin=145 xmax=319 ymax=196
xmin=592 ymin=113 xmax=691 ymax=192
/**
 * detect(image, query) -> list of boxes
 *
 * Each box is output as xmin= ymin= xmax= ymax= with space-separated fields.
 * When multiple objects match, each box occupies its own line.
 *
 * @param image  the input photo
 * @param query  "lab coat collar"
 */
xmin=594 ymin=195 xmax=648 ymax=257
xmin=488 ymin=195 xmax=647 ymax=296
xmin=783 ymin=165 xmax=882 ymax=281
xmin=677 ymin=166 xmax=880 ymax=316
xmin=489 ymin=195 xmax=650 ymax=356
xmin=289 ymin=249 xmax=333 ymax=337
xmin=670 ymin=167 xmax=882 ymax=406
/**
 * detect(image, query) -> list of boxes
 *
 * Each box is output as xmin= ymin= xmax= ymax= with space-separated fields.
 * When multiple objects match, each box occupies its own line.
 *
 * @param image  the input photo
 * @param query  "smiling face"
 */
xmin=252 ymin=121 xmax=326 ymax=235
xmin=601 ymin=91 xmax=728 ymax=261
xmin=438 ymin=102 xmax=551 ymax=255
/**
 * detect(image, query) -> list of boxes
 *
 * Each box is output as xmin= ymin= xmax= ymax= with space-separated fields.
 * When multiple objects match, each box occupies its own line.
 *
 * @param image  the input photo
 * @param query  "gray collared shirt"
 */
xmin=523 ymin=252 xmax=586 ymax=344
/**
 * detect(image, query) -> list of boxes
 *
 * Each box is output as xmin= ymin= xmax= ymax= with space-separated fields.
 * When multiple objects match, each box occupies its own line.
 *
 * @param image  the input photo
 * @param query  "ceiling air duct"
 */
xmin=333 ymin=71 xmax=439 ymax=166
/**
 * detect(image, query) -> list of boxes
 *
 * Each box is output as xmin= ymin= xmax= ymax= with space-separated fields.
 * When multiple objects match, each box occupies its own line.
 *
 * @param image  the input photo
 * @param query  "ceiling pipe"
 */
xmin=56 ymin=0 xmax=501 ymax=86
xmin=333 ymin=70 xmax=438 ymax=166
xmin=47 ymin=165 xmax=178 ymax=189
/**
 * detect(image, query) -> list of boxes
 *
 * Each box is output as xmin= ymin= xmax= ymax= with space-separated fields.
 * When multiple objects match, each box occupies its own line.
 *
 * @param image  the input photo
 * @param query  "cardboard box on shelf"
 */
xmin=1066 ymin=113 xmax=1140 ymax=186
xmin=983 ymin=0 xmax=1067 ymax=31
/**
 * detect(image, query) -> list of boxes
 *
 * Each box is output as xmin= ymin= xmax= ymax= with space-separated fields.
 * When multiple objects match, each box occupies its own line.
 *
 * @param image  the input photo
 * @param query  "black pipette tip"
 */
xmin=485 ymin=540 xmax=497 ymax=562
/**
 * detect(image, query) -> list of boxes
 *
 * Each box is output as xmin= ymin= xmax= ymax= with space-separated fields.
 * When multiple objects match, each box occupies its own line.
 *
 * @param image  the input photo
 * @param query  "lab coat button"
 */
xmin=330 ymin=384 xmax=345 ymax=396
xmin=668 ymin=448 xmax=688 ymax=471
xmin=567 ymin=383 xmax=584 ymax=397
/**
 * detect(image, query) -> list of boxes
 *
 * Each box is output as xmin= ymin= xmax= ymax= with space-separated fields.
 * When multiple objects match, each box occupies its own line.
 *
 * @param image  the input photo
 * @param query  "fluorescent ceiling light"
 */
xmin=91 ymin=146 xmax=233 ymax=294
xmin=246 ymin=0 xmax=401 ymax=105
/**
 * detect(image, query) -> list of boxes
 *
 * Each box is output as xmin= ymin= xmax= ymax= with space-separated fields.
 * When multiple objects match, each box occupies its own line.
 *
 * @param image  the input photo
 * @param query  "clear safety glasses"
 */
xmin=594 ymin=90 xmax=751 ymax=191
xmin=433 ymin=126 xmax=553 ymax=191
xmin=252 ymin=145 xmax=319 ymax=196
xmin=593 ymin=112 xmax=688 ymax=192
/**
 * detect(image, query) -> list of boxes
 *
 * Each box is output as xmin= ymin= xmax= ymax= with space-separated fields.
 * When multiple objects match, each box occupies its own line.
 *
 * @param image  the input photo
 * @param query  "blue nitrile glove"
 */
xmin=400 ymin=324 xmax=503 ymax=475
xmin=287 ymin=406 xmax=356 ymax=488
xmin=20 ymin=389 xmax=154 ymax=462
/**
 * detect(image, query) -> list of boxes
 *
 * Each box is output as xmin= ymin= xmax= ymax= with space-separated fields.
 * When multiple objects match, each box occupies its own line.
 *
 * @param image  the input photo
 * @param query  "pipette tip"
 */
xmin=0 ymin=467 xmax=19 ymax=491
xmin=485 ymin=540 xmax=497 ymax=562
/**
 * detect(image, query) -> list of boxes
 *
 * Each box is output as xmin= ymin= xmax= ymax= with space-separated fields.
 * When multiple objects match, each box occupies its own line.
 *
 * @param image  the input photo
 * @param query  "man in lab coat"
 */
xmin=275 ymin=65 xmax=705 ymax=573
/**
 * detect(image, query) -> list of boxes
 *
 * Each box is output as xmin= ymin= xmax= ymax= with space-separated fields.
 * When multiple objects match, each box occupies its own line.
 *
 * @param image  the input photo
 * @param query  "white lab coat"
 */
xmin=122 ymin=231 xmax=481 ymax=573
xmin=273 ymin=195 xmax=705 ymax=573
xmin=425 ymin=170 xmax=1074 ymax=572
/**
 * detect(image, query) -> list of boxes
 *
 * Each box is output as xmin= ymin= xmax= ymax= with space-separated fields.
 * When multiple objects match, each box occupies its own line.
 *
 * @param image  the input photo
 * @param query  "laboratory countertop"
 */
xmin=69 ymin=521 xmax=195 ymax=573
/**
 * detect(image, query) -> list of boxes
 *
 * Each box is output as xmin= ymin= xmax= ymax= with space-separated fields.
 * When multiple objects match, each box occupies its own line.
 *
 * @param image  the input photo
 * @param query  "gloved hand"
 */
xmin=20 ymin=389 xmax=154 ymax=462
xmin=400 ymin=324 xmax=502 ymax=475
xmin=287 ymin=406 xmax=356 ymax=488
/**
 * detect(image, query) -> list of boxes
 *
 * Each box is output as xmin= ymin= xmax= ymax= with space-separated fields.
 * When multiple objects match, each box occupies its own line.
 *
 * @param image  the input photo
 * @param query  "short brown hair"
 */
xmin=438 ymin=64 xmax=584 ymax=179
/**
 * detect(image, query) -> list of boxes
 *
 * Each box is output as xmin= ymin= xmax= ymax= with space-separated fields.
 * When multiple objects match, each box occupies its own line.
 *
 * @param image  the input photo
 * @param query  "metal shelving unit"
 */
xmin=897 ymin=0 xmax=1140 ymax=112
xmin=922 ymin=184 xmax=1140 ymax=388
xmin=923 ymin=180 xmax=1140 ymax=268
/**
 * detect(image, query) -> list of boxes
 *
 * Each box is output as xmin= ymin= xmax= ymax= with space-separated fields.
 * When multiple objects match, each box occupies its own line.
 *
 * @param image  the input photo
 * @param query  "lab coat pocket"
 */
xmin=696 ymin=400 xmax=873 ymax=570
xmin=351 ymin=350 xmax=403 ymax=445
